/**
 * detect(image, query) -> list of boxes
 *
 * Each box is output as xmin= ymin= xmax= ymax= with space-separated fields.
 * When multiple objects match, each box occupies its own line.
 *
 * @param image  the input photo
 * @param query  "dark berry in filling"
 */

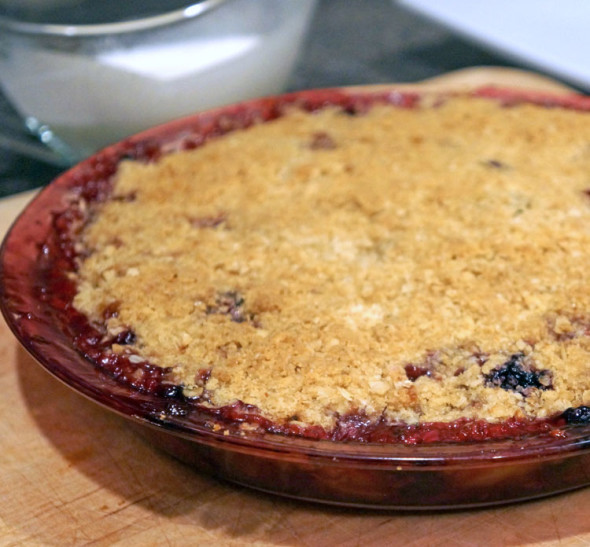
xmin=111 ymin=329 xmax=136 ymax=345
xmin=207 ymin=291 xmax=246 ymax=322
xmin=189 ymin=212 xmax=227 ymax=229
xmin=562 ymin=406 xmax=590 ymax=424
xmin=404 ymin=364 xmax=431 ymax=381
xmin=484 ymin=353 xmax=553 ymax=394
xmin=309 ymin=131 xmax=337 ymax=150
xmin=482 ymin=158 xmax=509 ymax=169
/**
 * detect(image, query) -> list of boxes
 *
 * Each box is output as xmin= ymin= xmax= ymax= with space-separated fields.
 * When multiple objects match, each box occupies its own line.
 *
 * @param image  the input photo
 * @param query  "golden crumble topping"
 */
xmin=73 ymin=96 xmax=590 ymax=429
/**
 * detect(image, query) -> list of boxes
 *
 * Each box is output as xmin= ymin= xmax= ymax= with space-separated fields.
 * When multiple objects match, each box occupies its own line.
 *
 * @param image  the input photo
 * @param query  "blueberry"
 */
xmin=484 ymin=353 xmax=552 ymax=394
xmin=113 ymin=329 xmax=136 ymax=345
xmin=562 ymin=406 xmax=590 ymax=424
xmin=207 ymin=291 xmax=248 ymax=323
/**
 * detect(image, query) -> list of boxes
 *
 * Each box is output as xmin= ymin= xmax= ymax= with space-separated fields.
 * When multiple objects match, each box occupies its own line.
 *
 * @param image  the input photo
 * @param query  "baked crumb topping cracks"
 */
xmin=71 ymin=96 xmax=590 ymax=436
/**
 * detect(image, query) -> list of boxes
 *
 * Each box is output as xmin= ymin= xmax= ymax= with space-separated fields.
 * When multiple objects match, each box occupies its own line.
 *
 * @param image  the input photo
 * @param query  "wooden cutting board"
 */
xmin=2 ymin=68 xmax=590 ymax=546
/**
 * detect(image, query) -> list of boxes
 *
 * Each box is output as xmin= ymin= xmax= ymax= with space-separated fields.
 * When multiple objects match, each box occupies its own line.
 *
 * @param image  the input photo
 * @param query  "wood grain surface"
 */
xmin=2 ymin=69 xmax=590 ymax=546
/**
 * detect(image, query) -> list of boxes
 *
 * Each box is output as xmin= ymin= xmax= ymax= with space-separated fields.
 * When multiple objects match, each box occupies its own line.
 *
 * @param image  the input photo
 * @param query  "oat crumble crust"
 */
xmin=74 ymin=97 xmax=590 ymax=429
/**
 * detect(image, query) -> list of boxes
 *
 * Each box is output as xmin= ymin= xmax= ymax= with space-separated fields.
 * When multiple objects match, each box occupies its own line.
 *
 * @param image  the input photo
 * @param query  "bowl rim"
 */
xmin=3 ymin=84 xmax=590 ymax=473
xmin=0 ymin=0 xmax=232 ymax=37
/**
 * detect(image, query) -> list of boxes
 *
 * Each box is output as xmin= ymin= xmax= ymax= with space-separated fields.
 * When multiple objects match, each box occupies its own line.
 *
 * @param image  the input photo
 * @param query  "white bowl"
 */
xmin=0 ymin=0 xmax=317 ymax=163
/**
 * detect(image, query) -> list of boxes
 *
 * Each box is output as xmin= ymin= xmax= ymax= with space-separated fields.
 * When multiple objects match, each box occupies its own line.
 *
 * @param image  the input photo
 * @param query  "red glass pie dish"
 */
xmin=3 ymin=85 xmax=590 ymax=510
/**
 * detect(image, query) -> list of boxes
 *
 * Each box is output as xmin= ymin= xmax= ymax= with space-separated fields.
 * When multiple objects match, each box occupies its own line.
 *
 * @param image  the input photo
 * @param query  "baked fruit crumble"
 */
xmin=56 ymin=92 xmax=590 ymax=444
